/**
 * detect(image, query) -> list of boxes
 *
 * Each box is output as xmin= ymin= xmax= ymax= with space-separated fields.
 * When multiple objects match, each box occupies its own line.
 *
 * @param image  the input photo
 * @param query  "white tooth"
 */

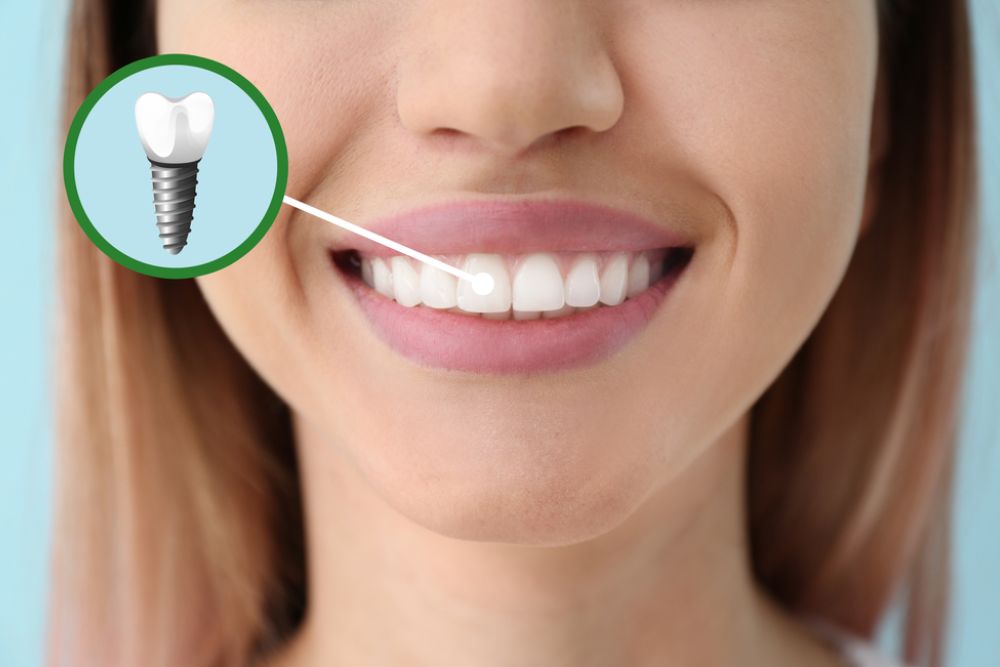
xmin=599 ymin=253 xmax=629 ymax=306
xmin=514 ymin=310 xmax=541 ymax=320
xmin=542 ymin=305 xmax=576 ymax=319
xmin=372 ymin=258 xmax=394 ymax=298
xmin=134 ymin=92 xmax=215 ymax=164
xmin=360 ymin=258 xmax=375 ymax=288
xmin=565 ymin=254 xmax=601 ymax=308
xmin=512 ymin=253 xmax=565 ymax=312
xmin=419 ymin=262 xmax=458 ymax=309
xmin=456 ymin=254 xmax=511 ymax=313
xmin=391 ymin=257 xmax=421 ymax=307
xmin=627 ymin=253 xmax=650 ymax=298
xmin=483 ymin=310 xmax=512 ymax=320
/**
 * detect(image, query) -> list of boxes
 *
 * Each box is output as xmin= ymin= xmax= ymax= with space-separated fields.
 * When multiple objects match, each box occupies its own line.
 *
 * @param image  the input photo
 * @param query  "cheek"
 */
xmin=616 ymin=1 xmax=878 ymax=409
xmin=622 ymin=1 xmax=877 ymax=266
xmin=157 ymin=1 xmax=393 ymax=196
xmin=193 ymin=219 xmax=312 ymax=400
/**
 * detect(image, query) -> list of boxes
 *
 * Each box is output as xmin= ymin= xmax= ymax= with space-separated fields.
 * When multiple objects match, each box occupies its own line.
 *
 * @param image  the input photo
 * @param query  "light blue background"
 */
xmin=1 ymin=2 xmax=997 ymax=666
xmin=74 ymin=65 xmax=278 ymax=268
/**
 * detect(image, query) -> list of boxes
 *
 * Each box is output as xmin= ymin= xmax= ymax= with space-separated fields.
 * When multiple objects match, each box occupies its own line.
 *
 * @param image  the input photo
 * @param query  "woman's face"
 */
xmin=163 ymin=1 xmax=878 ymax=544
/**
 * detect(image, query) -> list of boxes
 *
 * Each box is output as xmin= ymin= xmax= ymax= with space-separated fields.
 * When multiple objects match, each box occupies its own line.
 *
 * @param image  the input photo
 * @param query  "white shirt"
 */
xmin=804 ymin=616 xmax=912 ymax=667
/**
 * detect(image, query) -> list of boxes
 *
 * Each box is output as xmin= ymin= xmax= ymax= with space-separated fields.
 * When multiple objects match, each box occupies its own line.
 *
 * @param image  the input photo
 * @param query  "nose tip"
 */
xmin=396 ymin=3 xmax=624 ymax=156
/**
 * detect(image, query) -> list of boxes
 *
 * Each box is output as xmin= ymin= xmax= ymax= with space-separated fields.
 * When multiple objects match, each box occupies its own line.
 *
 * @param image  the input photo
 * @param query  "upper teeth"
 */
xmin=359 ymin=251 xmax=664 ymax=319
xmin=134 ymin=92 xmax=215 ymax=164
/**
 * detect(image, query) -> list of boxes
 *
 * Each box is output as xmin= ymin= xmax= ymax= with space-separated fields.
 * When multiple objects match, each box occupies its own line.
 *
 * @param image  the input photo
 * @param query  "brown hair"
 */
xmin=49 ymin=1 xmax=978 ymax=665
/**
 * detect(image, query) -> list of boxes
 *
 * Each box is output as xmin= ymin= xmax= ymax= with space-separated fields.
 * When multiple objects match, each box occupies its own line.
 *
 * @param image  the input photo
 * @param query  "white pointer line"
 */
xmin=282 ymin=195 xmax=495 ymax=296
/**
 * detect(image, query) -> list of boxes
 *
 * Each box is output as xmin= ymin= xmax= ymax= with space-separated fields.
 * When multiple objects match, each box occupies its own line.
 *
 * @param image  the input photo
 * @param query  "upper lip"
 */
xmin=322 ymin=197 xmax=695 ymax=256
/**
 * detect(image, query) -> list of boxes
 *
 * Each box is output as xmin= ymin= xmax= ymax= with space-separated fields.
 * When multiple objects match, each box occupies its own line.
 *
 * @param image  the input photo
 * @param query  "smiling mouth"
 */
xmin=320 ymin=197 xmax=697 ymax=373
xmin=333 ymin=247 xmax=693 ymax=320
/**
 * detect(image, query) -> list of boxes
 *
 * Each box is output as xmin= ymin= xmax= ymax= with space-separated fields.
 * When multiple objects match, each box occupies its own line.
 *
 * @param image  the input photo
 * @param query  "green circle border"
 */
xmin=63 ymin=53 xmax=289 ymax=279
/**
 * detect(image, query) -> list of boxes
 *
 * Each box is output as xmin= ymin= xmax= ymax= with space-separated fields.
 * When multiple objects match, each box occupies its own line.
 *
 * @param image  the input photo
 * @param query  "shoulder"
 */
xmin=801 ymin=615 xmax=913 ymax=667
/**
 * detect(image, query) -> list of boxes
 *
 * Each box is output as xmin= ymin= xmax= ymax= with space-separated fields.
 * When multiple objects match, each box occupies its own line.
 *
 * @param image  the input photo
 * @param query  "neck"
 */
xmin=273 ymin=412 xmax=833 ymax=667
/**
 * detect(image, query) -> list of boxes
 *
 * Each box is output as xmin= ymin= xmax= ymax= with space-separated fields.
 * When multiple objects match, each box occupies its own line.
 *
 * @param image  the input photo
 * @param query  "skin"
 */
xmin=160 ymin=1 xmax=882 ymax=664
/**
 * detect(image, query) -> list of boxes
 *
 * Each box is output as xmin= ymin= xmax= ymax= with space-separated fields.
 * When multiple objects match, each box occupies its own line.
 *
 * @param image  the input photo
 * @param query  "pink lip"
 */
xmin=325 ymin=198 xmax=694 ymax=374
xmin=328 ymin=198 xmax=692 ymax=255
xmin=341 ymin=268 xmax=686 ymax=374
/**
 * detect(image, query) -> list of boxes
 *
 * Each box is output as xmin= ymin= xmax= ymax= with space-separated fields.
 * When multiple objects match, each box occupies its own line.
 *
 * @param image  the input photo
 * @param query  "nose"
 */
xmin=396 ymin=0 xmax=624 ymax=156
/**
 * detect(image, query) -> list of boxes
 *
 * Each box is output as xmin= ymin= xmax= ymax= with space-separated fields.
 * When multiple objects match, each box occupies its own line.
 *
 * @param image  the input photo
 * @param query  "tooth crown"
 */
xmin=599 ymin=253 xmax=629 ymax=306
xmin=135 ymin=92 xmax=215 ymax=164
xmin=565 ymin=254 xmax=601 ymax=308
xmin=457 ymin=255 xmax=512 ymax=313
xmin=512 ymin=253 xmax=564 ymax=312
xmin=359 ymin=251 xmax=665 ymax=319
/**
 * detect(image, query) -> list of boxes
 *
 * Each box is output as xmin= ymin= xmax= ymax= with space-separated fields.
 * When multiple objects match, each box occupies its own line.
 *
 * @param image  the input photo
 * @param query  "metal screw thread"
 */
xmin=148 ymin=159 xmax=201 ymax=255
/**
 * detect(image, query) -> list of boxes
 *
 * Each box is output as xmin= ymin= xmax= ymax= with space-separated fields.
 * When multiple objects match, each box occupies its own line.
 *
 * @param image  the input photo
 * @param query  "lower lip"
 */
xmin=336 ymin=258 xmax=688 ymax=374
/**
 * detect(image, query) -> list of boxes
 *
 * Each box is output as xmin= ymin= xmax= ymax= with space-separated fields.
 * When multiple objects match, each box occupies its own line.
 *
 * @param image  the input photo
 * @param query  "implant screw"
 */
xmin=147 ymin=159 xmax=200 ymax=254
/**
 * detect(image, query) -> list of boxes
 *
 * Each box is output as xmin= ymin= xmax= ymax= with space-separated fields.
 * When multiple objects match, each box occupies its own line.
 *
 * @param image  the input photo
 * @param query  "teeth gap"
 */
xmin=662 ymin=246 xmax=694 ymax=277
xmin=334 ymin=249 xmax=363 ymax=274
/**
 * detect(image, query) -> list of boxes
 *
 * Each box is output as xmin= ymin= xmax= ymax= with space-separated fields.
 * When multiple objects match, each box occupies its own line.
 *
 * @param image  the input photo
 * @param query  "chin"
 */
xmin=349 ymin=422 xmax=659 ymax=546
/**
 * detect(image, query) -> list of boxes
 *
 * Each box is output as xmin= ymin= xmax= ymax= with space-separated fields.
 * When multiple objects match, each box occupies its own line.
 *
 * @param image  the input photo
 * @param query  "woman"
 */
xmin=50 ymin=0 xmax=978 ymax=666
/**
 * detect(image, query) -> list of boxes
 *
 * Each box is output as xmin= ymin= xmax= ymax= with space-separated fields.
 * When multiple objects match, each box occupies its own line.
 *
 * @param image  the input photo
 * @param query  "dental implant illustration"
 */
xmin=134 ymin=92 xmax=215 ymax=254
